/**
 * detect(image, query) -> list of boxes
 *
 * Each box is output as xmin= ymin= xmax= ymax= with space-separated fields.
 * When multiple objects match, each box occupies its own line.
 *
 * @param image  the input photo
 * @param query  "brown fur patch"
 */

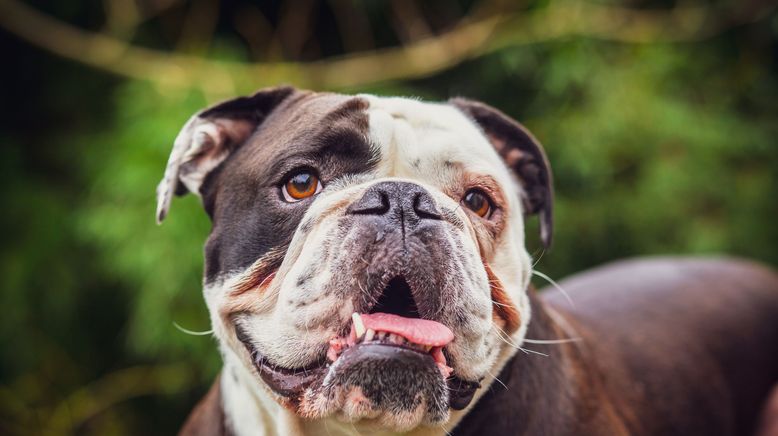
xmin=218 ymin=249 xmax=286 ymax=336
xmin=443 ymin=167 xmax=509 ymax=258
xmin=230 ymin=248 xmax=285 ymax=296
xmin=485 ymin=263 xmax=520 ymax=333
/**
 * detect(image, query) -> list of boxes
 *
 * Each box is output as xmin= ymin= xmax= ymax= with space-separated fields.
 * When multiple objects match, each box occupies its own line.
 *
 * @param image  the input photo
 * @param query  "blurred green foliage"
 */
xmin=1 ymin=1 xmax=777 ymax=434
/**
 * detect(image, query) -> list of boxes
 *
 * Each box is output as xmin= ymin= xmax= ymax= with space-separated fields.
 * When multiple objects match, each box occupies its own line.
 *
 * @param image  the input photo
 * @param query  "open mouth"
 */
xmin=236 ymin=276 xmax=481 ymax=410
xmin=327 ymin=311 xmax=454 ymax=375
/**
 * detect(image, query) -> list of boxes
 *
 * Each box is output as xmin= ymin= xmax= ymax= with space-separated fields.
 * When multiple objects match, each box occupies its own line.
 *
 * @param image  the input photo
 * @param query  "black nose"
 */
xmin=347 ymin=181 xmax=441 ymax=228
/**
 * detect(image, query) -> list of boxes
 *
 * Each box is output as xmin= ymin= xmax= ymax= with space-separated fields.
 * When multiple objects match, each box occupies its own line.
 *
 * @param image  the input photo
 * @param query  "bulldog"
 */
xmin=156 ymin=87 xmax=778 ymax=435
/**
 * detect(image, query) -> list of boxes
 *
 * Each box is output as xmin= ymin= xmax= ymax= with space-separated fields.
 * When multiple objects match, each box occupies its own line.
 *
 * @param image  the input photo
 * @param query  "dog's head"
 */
xmin=157 ymin=87 xmax=552 ymax=432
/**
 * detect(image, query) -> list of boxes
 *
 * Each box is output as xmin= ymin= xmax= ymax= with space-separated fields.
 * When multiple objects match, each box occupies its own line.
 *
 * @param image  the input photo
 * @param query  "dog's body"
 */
xmin=457 ymin=257 xmax=778 ymax=436
xmin=156 ymin=88 xmax=778 ymax=435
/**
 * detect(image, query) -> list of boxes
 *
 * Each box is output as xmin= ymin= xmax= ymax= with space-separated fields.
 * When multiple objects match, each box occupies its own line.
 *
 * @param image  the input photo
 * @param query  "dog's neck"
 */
xmin=182 ymin=291 xmax=608 ymax=436
xmin=452 ymin=293 xmax=608 ymax=435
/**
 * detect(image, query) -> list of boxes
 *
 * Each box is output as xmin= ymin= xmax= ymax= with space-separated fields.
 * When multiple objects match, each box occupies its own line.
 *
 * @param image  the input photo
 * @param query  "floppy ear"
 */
xmin=156 ymin=86 xmax=296 ymax=223
xmin=450 ymin=98 xmax=554 ymax=249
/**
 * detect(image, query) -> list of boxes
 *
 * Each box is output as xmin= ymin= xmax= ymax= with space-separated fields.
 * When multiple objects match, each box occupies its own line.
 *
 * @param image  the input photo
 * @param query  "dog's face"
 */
xmin=157 ymin=87 xmax=552 ymax=432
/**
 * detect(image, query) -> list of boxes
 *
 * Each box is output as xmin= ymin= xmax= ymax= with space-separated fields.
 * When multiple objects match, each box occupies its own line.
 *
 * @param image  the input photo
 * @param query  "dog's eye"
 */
xmin=463 ymin=189 xmax=492 ymax=218
xmin=282 ymin=171 xmax=322 ymax=202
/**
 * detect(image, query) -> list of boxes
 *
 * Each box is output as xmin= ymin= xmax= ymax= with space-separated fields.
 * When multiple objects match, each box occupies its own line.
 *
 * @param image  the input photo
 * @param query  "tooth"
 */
xmin=438 ymin=363 xmax=453 ymax=378
xmin=352 ymin=313 xmax=365 ymax=338
xmin=377 ymin=331 xmax=386 ymax=339
xmin=327 ymin=347 xmax=338 ymax=362
xmin=365 ymin=329 xmax=375 ymax=342
xmin=423 ymin=345 xmax=432 ymax=352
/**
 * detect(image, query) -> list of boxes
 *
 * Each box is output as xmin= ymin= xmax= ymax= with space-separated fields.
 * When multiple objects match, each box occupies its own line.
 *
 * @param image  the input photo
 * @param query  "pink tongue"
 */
xmin=360 ymin=313 xmax=454 ymax=347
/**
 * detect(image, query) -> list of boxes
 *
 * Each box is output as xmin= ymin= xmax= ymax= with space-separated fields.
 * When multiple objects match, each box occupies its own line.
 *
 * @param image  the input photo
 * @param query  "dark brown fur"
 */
xmin=455 ymin=257 xmax=778 ymax=436
xmin=179 ymin=376 xmax=227 ymax=436
xmin=198 ymin=90 xmax=376 ymax=283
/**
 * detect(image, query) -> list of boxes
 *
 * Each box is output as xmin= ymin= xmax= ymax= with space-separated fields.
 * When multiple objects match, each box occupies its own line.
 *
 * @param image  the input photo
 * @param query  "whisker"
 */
xmin=518 ymin=346 xmax=549 ymax=357
xmin=532 ymin=269 xmax=575 ymax=308
xmin=173 ymin=322 xmax=213 ymax=336
xmin=531 ymin=248 xmax=546 ymax=268
xmin=438 ymin=424 xmax=454 ymax=436
xmin=486 ymin=368 xmax=509 ymax=391
xmin=323 ymin=414 xmax=333 ymax=436
xmin=357 ymin=278 xmax=376 ymax=309
xmin=496 ymin=334 xmax=525 ymax=354
xmin=492 ymin=325 xmax=550 ymax=357
xmin=492 ymin=325 xmax=525 ymax=353
xmin=491 ymin=324 xmax=514 ymax=344
xmin=357 ymin=279 xmax=367 ymax=306
xmin=349 ymin=421 xmax=364 ymax=436
xmin=523 ymin=337 xmax=582 ymax=345
xmin=490 ymin=298 xmax=512 ymax=308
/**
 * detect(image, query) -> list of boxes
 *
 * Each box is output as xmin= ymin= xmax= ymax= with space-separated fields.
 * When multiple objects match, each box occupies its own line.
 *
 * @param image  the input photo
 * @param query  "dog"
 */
xmin=155 ymin=87 xmax=778 ymax=435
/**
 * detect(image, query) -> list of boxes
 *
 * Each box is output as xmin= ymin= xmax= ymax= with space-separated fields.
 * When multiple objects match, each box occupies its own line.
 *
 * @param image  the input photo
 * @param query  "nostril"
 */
xmin=413 ymin=193 xmax=441 ymax=220
xmin=347 ymin=189 xmax=390 ymax=215
xmin=378 ymin=192 xmax=390 ymax=213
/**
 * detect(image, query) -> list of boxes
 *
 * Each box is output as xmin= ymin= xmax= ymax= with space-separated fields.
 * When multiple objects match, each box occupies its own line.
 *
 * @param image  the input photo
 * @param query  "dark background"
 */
xmin=1 ymin=0 xmax=776 ymax=434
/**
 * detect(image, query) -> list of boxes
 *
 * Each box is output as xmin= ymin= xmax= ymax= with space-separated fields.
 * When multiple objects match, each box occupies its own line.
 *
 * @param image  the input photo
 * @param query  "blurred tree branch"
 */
xmin=0 ymin=0 xmax=774 ymax=98
xmin=391 ymin=0 xmax=432 ymax=44
xmin=175 ymin=0 xmax=220 ymax=55
xmin=45 ymin=363 xmax=195 ymax=435
xmin=233 ymin=4 xmax=275 ymax=61
xmin=0 ymin=362 xmax=197 ymax=434
xmin=102 ymin=0 xmax=183 ymax=39
xmin=328 ymin=0 xmax=375 ymax=52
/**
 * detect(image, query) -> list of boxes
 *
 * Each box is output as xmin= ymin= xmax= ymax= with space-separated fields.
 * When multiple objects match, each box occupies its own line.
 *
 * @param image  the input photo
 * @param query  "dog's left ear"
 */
xmin=450 ymin=98 xmax=553 ymax=248
xmin=156 ymin=86 xmax=296 ymax=223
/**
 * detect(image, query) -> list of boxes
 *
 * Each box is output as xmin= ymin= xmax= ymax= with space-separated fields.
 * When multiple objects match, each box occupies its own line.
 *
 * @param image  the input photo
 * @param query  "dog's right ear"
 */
xmin=155 ymin=86 xmax=296 ymax=223
xmin=450 ymin=98 xmax=554 ymax=249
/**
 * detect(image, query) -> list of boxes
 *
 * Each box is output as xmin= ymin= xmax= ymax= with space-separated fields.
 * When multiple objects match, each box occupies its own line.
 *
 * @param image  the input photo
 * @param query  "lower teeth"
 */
xmin=359 ymin=334 xmax=430 ymax=351
xmin=329 ymin=329 xmax=437 ymax=359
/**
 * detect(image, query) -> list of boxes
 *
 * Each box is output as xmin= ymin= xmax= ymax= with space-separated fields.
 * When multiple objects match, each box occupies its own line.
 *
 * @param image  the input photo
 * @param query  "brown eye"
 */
xmin=282 ymin=171 xmax=322 ymax=202
xmin=463 ymin=189 xmax=492 ymax=218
